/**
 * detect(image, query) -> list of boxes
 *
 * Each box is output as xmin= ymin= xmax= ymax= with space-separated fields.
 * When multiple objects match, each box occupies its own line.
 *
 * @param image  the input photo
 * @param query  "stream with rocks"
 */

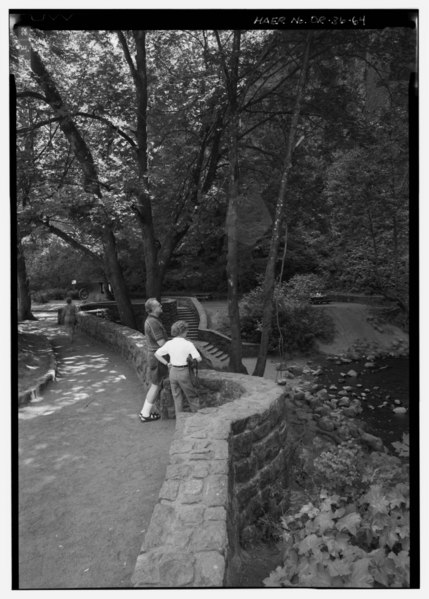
xmin=292 ymin=352 xmax=410 ymax=450
xmin=314 ymin=355 xmax=409 ymax=450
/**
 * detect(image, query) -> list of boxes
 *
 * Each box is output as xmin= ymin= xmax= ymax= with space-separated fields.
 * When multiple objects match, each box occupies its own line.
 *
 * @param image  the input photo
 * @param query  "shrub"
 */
xmin=239 ymin=282 xmax=335 ymax=353
xmin=311 ymin=441 xmax=366 ymax=499
xmin=283 ymin=273 xmax=326 ymax=302
xmin=31 ymin=291 xmax=48 ymax=304
xmin=32 ymin=288 xmax=71 ymax=303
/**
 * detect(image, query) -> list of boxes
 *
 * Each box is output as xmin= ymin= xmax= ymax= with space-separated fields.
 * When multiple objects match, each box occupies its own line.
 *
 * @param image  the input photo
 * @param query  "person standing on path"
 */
xmin=63 ymin=296 xmax=78 ymax=343
xmin=139 ymin=298 xmax=168 ymax=423
xmin=155 ymin=320 xmax=202 ymax=415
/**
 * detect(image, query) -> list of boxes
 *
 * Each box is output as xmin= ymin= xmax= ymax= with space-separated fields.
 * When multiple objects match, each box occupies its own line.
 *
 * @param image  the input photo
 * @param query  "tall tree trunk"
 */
xmin=366 ymin=204 xmax=382 ymax=289
xmin=17 ymin=229 xmax=35 ymax=321
xmin=102 ymin=227 xmax=137 ymax=327
xmin=120 ymin=31 xmax=227 ymax=299
xmin=278 ymin=222 xmax=289 ymax=284
xmin=29 ymin=42 xmax=136 ymax=327
xmin=253 ymin=33 xmax=312 ymax=377
xmin=133 ymin=196 xmax=161 ymax=298
xmin=225 ymin=129 xmax=245 ymax=373
xmin=130 ymin=30 xmax=162 ymax=298
xmin=217 ymin=30 xmax=246 ymax=373
xmin=392 ymin=213 xmax=399 ymax=290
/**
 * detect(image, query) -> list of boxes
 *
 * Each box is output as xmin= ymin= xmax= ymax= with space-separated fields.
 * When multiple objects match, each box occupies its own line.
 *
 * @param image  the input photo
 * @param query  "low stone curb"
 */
xmin=18 ymin=340 xmax=57 ymax=407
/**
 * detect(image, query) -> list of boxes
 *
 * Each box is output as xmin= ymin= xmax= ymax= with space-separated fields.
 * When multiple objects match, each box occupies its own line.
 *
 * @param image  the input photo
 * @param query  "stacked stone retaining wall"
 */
xmin=132 ymin=371 xmax=289 ymax=587
xmin=75 ymin=312 xmax=289 ymax=587
xmin=76 ymin=311 xmax=150 ymax=386
xmin=78 ymin=299 xmax=178 ymax=334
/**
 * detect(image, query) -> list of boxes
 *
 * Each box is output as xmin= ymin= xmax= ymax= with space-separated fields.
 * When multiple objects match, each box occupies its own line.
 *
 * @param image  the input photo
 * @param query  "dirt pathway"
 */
xmin=18 ymin=316 xmax=175 ymax=589
xmin=314 ymin=303 xmax=408 ymax=354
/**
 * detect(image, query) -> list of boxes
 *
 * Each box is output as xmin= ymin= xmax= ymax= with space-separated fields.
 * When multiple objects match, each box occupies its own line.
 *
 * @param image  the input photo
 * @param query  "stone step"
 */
xmin=175 ymin=306 xmax=200 ymax=340
xmin=203 ymin=346 xmax=229 ymax=360
xmin=177 ymin=315 xmax=199 ymax=323
xmin=178 ymin=314 xmax=198 ymax=320
xmin=176 ymin=306 xmax=231 ymax=367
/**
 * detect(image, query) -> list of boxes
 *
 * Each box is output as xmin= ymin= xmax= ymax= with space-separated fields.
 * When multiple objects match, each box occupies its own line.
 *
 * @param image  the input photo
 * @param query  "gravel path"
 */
xmin=17 ymin=316 xmax=175 ymax=589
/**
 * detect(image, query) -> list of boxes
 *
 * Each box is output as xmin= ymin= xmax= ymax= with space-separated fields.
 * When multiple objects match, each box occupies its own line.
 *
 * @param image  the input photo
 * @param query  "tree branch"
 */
xmin=214 ymin=31 xmax=232 ymax=96
xmin=16 ymin=90 xmax=48 ymax=103
xmin=117 ymin=31 xmax=138 ymax=86
xmin=75 ymin=113 xmax=137 ymax=148
xmin=38 ymin=217 xmax=103 ymax=263
xmin=17 ymin=111 xmax=137 ymax=148
xmin=29 ymin=45 xmax=102 ymax=197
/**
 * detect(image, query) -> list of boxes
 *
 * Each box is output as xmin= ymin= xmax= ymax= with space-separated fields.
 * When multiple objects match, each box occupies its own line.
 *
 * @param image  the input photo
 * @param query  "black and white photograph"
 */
xmin=10 ymin=4 xmax=419 ymax=590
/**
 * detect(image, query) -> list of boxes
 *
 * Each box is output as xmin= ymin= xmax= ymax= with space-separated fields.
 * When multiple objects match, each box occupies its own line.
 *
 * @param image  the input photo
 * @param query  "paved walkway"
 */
xmin=18 ymin=311 xmax=176 ymax=589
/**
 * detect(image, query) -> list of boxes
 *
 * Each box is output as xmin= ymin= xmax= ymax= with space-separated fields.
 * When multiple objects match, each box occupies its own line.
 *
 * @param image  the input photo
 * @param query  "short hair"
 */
xmin=171 ymin=320 xmax=188 ymax=337
xmin=145 ymin=298 xmax=159 ymax=314
xmin=66 ymin=297 xmax=72 ymax=304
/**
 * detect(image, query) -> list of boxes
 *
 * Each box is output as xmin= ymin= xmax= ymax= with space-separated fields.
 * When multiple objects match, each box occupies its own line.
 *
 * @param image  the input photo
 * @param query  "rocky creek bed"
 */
xmin=315 ymin=355 xmax=409 ymax=450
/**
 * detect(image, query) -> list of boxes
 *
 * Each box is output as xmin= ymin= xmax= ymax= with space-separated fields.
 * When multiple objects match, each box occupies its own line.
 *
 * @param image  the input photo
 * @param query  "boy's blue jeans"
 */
xmin=169 ymin=366 xmax=200 ymax=413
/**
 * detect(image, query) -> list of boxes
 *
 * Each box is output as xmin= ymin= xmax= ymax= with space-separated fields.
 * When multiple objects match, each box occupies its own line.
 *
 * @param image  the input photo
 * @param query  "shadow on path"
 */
xmin=18 ymin=315 xmax=175 ymax=589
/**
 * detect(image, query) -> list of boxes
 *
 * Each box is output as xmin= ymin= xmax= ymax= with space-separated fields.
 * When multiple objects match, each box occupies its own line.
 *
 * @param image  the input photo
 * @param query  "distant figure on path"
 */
xmin=155 ymin=320 xmax=202 ymax=415
xmin=63 ymin=297 xmax=78 ymax=343
xmin=139 ymin=298 xmax=168 ymax=423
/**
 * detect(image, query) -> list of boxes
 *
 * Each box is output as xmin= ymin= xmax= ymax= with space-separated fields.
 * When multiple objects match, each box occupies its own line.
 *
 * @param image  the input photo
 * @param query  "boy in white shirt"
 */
xmin=155 ymin=320 xmax=202 ymax=414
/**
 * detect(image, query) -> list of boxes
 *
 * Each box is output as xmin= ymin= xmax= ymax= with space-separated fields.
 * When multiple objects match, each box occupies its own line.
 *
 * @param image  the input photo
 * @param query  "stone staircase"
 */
xmin=176 ymin=303 xmax=229 ymax=368
xmin=197 ymin=340 xmax=229 ymax=368
xmin=177 ymin=305 xmax=200 ymax=340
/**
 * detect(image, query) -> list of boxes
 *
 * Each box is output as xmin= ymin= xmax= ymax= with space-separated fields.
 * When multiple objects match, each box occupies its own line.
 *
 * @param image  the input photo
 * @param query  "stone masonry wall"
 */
xmin=75 ymin=313 xmax=289 ymax=587
xmin=132 ymin=371 xmax=289 ymax=588
xmin=230 ymin=392 xmax=289 ymax=547
xmin=78 ymin=299 xmax=178 ymax=334
xmin=76 ymin=312 xmax=150 ymax=386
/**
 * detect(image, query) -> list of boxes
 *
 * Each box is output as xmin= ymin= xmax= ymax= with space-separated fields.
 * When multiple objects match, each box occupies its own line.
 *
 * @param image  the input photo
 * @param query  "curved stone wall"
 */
xmin=76 ymin=311 xmax=150 ymax=385
xmin=77 ymin=298 xmax=178 ymax=334
xmin=132 ymin=371 xmax=289 ymax=588
xmin=76 ymin=312 xmax=289 ymax=587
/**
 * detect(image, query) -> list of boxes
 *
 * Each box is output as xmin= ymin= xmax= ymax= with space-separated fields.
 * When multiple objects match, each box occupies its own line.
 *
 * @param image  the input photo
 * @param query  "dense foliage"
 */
xmin=239 ymin=276 xmax=335 ymax=353
xmin=13 ymin=26 xmax=413 ymax=299
xmin=13 ymin=22 xmax=412 ymax=371
xmin=264 ymin=435 xmax=410 ymax=588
